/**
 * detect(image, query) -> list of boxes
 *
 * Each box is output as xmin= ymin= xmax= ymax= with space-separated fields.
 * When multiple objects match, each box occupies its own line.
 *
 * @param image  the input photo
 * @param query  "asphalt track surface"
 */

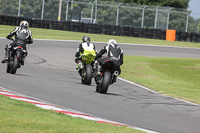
xmin=0 ymin=38 xmax=200 ymax=133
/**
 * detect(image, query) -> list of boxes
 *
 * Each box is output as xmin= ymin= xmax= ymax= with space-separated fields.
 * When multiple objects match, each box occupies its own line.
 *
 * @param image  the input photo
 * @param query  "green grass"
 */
xmin=0 ymin=25 xmax=200 ymax=48
xmin=121 ymin=56 xmax=200 ymax=104
xmin=0 ymin=95 xmax=143 ymax=133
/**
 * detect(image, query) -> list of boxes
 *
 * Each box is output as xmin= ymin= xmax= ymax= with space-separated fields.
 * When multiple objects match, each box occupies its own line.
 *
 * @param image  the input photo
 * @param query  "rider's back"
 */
xmin=82 ymin=42 xmax=96 ymax=53
xmin=15 ymin=27 xmax=29 ymax=46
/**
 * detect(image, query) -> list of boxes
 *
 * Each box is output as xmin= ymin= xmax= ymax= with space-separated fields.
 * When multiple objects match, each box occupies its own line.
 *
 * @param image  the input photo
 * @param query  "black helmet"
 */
xmin=82 ymin=36 xmax=90 ymax=42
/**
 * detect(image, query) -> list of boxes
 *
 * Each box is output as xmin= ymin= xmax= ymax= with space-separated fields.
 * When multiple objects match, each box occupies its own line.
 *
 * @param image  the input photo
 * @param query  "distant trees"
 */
xmin=1 ymin=0 xmax=199 ymax=33
xmin=122 ymin=0 xmax=190 ymax=9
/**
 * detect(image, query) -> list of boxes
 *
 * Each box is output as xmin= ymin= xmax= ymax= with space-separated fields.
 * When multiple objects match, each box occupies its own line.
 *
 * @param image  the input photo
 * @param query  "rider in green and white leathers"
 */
xmin=75 ymin=36 xmax=97 ymax=72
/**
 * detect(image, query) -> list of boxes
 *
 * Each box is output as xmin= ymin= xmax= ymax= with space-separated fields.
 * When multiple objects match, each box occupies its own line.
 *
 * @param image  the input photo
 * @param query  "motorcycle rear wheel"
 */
xmin=84 ymin=64 xmax=93 ymax=85
xmin=10 ymin=55 xmax=18 ymax=74
xmin=99 ymin=71 xmax=111 ymax=94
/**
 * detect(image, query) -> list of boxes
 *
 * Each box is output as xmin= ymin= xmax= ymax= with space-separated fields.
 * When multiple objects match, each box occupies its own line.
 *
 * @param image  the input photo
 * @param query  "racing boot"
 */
xmin=21 ymin=51 xmax=27 ymax=66
xmin=112 ymin=75 xmax=117 ymax=83
xmin=1 ymin=48 xmax=9 ymax=64
xmin=78 ymin=61 xmax=83 ymax=76
xmin=21 ymin=59 xmax=24 ymax=66
xmin=95 ymin=64 xmax=102 ymax=83
xmin=1 ymin=57 xmax=8 ymax=64
xmin=21 ymin=54 xmax=26 ymax=66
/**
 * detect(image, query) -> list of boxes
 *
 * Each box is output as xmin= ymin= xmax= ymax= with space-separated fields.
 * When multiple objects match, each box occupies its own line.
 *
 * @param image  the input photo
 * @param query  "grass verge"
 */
xmin=0 ymin=25 xmax=200 ymax=48
xmin=121 ymin=56 xmax=200 ymax=104
xmin=0 ymin=95 xmax=143 ymax=133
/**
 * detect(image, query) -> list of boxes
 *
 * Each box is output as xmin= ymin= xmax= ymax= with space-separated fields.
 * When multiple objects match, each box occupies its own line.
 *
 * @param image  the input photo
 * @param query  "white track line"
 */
xmin=118 ymin=77 xmax=198 ymax=106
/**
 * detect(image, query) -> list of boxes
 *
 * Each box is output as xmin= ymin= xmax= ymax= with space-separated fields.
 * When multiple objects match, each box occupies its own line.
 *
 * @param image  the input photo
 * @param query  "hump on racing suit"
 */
xmin=16 ymin=28 xmax=29 ymax=46
xmin=81 ymin=42 xmax=96 ymax=55
xmin=95 ymin=43 xmax=123 ymax=66
xmin=107 ymin=44 xmax=122 ymax=59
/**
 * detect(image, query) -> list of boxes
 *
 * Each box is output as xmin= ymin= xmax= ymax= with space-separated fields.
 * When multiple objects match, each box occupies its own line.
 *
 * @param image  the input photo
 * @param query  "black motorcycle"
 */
xmin=6 ymin=38 xmax=26 ymax=74
xmin=95 ymin=59 xmax=119 ymax=94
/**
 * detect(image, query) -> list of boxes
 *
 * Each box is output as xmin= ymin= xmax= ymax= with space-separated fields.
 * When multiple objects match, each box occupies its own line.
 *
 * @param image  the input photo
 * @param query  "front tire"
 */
xmin=99 ymin=71 xmax=111 ymax=94
xmin=84 ymin=64 xmax=93 ymax=85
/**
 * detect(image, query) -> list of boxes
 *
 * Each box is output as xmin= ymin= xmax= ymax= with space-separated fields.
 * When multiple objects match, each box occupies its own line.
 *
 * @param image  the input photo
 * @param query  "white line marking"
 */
xmin=118 ymin=77 xmax=198 ymax=106
xmin=118 ymin=77 xmax=159 ymax=94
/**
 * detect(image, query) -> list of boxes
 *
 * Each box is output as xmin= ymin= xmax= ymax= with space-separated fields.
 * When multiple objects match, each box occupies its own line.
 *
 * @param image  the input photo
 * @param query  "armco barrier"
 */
xmin=0 ymin=14 xmax=199 ymax=43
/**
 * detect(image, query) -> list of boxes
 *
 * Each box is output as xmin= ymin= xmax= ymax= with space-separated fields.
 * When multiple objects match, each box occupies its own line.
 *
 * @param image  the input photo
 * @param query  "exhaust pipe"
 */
xmin=114 ymin=71 xmax=119 ymax=76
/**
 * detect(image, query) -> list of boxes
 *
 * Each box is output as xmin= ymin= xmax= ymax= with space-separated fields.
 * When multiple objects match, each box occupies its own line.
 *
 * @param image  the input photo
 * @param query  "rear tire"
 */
xmin=10 ymin=55 xmax=18 ymax=74
xmin=99 ymin=71 xmax=111 ymax=94
xmin=84 ymin=64 xmax=93 ymax=85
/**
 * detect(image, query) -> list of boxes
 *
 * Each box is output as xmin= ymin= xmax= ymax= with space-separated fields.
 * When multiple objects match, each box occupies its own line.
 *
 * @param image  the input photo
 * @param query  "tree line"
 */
xmin=0 ymin=0 xmax=199 ymax=33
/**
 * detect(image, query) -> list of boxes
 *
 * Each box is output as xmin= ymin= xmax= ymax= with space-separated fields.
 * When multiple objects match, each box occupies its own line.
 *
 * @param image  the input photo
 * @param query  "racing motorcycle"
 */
xmin=78 ymin=51 xmax=96 ymax=85
xmin=6 ymin=38 xmax=26 ymax=74
xmin=95 ymin=59 xmax=119 ymax=94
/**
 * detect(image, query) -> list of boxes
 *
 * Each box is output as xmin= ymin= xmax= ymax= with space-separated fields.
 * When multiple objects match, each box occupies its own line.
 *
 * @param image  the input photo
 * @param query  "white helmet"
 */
xmin=20 ymin=21 xmax=29 ymax=29
xmin=107 ymin=39 xmax=117 ymax=47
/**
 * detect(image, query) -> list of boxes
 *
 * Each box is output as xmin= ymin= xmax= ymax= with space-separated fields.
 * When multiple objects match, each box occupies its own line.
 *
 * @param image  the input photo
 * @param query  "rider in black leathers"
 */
xmin=1 ymin=21 xmax=33 ymax=64
xmin=94 ymin=39 xmax=123 ymax=82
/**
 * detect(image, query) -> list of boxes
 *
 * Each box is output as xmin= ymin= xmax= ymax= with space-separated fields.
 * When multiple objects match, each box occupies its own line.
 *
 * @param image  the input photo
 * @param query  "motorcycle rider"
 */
xmin=94 ymin=39 xmax=123 ymax=83
xmin=1 ymin=21 xmax=33 ymax=65
xmin=75 ymin=36 xmax=97 ymax=75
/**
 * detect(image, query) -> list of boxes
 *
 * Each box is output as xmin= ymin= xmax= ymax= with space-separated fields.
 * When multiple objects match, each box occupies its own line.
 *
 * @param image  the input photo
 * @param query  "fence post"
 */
xmin=71 ymin=0 xmax=73 ymax=10
xmin=58 ymin=0 xmax=62 ymax=21
xmin=94 ymin=0 xmax=97 ymax=23
xmin=141 ymin=5 xmax=147 ymax=28
xmin=154 ymin=6 xmax=159 ymax=29
xmin=116 ymin=3 xmax=122 ymax=26
xmin=65 ymin=0 xmax=69 ymax=21
xmin=91 ymin=1 xmax=96 ymax=23
xmin=41 ymin=0 xmax=45 ymax=19
xmin=166 ymin=8 xmax=172 ymax=29
xmin=18 ymin=0 xmax=21 ymax=17
xmin=186 ymin=11 xmax=189 ymax=32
